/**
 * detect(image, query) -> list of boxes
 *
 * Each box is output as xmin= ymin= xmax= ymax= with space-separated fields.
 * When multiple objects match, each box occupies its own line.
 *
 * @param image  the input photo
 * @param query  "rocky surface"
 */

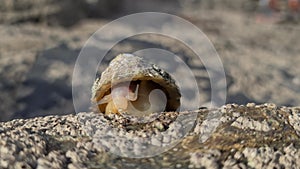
xmin=1 ymin=1 xmax=300 ymax=121
xmin=0 ymin=0 xmax=122 ymax=26
xmin=1 ymin=103 xmax=300 ymax=168
xmin=1 ymin=1 xmax=300 ymax=168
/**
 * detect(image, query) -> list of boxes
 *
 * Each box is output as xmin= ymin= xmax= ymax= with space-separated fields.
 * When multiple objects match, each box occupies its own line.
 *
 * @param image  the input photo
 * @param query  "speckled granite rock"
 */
xmin=0 ymin=103 xmax=300 ymax=169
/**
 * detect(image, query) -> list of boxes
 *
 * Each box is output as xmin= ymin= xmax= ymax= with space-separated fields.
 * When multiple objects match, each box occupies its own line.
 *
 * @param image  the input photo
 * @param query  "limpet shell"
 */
xmin=91 ymin=53 xmax=181 ymax=115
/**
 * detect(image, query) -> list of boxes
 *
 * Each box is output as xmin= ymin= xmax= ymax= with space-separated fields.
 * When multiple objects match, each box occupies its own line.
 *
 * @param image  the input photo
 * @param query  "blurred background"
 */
xmin=0 ymin=0 xmax=300 ymax=122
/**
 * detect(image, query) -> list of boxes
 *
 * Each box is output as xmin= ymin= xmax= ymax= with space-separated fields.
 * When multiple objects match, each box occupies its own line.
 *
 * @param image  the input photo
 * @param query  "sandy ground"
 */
xmin=0 ymin=0 xmax=300 ymax=121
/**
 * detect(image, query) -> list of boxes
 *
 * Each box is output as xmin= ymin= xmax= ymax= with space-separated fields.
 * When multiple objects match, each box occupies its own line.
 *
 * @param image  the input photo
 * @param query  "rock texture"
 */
xmin=1 ymin=103 xmax=300 ymax=168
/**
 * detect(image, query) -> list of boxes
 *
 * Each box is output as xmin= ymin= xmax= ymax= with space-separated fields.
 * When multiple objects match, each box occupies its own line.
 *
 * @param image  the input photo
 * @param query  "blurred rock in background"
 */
xmin=0 ymin=0 xmax=299 ymax=121
xmin=0 ymin=0 xmax=123 ymax=26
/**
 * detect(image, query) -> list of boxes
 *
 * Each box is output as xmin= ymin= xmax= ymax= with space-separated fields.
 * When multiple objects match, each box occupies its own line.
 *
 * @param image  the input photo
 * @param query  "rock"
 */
xmin=0 ymin=0 xmax=123 ymax=26
xmin=37 ymin=150 xmax=66 ymax=169
xmin=1 ymin=104 xmax=300 ymax=168
xmin=189 ymin=150 xmax=221 ymax=168
xmin=231 ymin=116 xmax=272 ymax=132
xmin=288 ymin=108 xmax=300 ymax=136
xmin=1 ymin=1 xmax=300 ymax=123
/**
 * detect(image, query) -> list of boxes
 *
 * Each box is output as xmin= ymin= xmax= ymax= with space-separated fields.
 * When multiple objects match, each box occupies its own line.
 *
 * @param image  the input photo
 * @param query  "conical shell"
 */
xmin=91 ymin=53 xmax=181 ymax=114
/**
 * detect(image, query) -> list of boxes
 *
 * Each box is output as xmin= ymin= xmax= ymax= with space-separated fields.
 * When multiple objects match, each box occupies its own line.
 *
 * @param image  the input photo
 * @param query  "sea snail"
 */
xmin=91 ymin=53 xmax=181 ymax=116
